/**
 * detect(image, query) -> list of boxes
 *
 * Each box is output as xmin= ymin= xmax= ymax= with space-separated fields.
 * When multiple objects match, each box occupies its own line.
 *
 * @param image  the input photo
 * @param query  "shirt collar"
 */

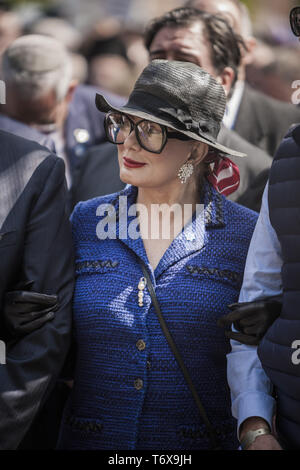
xmin=223 ymin=80 xmax=245 ymax=130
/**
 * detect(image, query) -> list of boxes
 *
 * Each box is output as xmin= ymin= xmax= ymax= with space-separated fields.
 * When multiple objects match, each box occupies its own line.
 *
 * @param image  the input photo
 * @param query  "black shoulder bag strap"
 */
xmin=139 ymin=260 xmax=221 ymax=450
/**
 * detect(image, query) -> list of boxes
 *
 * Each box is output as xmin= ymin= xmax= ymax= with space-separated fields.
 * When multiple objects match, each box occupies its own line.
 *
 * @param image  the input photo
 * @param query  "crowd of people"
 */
xmin=1 ymin=0 xmax=300 ymax=452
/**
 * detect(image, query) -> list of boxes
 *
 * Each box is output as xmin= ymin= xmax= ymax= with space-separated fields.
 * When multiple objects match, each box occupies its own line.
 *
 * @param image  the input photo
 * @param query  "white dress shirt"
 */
xmin=223 ymin=80 xmax=245 ymax=130
xmin=227 ymin=182 xmax=282 ymax=433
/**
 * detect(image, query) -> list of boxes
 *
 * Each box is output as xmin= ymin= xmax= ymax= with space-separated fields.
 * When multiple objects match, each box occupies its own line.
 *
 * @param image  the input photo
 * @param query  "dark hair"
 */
xmin=144 ymin=7 xmax=246 ymax=79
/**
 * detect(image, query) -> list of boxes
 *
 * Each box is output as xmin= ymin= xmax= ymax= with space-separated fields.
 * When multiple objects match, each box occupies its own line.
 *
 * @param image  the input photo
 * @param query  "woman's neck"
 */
xmin=135 ymin=179 xmax=203 ymax=270
xmin=136 ymin=179 xmax=200 ymax=209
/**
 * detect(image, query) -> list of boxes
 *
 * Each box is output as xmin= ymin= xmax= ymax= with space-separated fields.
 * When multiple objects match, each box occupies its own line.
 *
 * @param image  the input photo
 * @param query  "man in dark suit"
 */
xmin=233 ymin=86 xmax=300 ymax=157
xmin=218 ymin=126 xmax=271 ymax=211
xmin=0 ymin=130 xmax=73 ymax=449
xmin=186 ymin=0 xmax=300 ymax=156
xmin=145 ymin=7 xmax=272 ymax=211
xmin=71 ymin=141 xmax=125 ymax=207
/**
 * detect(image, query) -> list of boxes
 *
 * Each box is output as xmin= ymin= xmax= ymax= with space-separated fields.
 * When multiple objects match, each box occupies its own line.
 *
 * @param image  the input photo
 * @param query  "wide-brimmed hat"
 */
xmin=95 ymin=60 xmax=246 ymax=158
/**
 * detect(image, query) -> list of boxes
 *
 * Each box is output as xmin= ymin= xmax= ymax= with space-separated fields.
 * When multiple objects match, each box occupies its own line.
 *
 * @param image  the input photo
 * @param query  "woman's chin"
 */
xmin=120 ymin=172 xmax=135 ymax=186
xmin=120 ymin=169 xmax=143 ymax=187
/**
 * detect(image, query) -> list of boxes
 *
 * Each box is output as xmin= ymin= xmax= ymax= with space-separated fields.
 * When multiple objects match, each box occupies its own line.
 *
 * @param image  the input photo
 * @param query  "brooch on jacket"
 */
xmin=138 ymin=277 xmax=147 ymax=307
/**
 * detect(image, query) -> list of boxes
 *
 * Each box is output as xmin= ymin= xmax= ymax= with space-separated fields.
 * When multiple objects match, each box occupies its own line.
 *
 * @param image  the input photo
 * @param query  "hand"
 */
xmin=3 ymin=290 xmax=58 ymax=337
xmin=239 ymin=417 xmax=282 ymax=450
xmin=246 ymin=434 xmax=282 ymax=450
xmin=217 ymin=296 xmax=282 ymax=345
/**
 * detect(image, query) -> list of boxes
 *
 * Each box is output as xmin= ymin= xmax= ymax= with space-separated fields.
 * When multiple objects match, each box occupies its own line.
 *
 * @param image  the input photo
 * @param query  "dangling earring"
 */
xmin=178 ymin=161 xmax=194 ymax=184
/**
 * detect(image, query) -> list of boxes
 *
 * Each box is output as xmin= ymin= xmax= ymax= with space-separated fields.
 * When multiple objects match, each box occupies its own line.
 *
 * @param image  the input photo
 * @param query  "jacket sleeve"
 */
xmin=0 ymin=157 xmax=74 ymax=449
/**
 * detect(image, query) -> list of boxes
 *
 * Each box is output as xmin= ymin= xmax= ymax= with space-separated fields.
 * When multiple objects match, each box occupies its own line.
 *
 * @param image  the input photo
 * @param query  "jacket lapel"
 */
xmin=233 ymin=84 xmax=267 ymax=148
xmin=112 ymin=186 xmax=151 ymax=270
xmin=0 ymin=151 xmax=45 ymax=231
xmin=154 ymin=183 xmax=226 ymax=278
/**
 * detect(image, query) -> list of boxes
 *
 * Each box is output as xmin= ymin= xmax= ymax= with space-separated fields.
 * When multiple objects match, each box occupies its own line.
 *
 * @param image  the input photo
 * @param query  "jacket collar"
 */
xmin=110 ymin=182 xmax=225 ymax=279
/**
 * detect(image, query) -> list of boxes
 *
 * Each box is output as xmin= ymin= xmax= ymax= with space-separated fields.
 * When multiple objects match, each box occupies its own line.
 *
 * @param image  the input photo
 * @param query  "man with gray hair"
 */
xmin=185 ymin=0 xmax=300 ymax=157
xmin=1 ymin=34 xmax=75 ymax=187
xmin=2 ymin=35 xmax=73 ymax=104
xmin=0 ymin=34 xmax=125 ymax=193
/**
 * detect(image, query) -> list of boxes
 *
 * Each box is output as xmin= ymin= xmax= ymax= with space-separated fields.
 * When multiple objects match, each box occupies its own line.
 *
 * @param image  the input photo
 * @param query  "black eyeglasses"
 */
xmin=290 ymin=7 xmax=300 ymax=37
xmin=104 ymin=111 xmax=190 ymax=154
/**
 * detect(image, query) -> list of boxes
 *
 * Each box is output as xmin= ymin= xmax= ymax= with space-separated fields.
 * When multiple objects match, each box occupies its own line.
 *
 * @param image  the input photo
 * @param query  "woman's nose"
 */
xmin=123 ymin=127 xmax=141 ymax=150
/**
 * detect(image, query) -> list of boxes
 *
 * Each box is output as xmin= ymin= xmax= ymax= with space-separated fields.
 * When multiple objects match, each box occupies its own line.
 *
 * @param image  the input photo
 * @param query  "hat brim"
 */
xmin=96 ymin=93 xmax=246 ymax=158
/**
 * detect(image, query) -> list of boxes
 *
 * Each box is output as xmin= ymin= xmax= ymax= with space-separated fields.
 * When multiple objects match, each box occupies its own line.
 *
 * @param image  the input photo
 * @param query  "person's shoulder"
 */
xmin=0 ymin=115 xmax=55 ymax=149
xmin=245 ymin=84 xmax=300 ymax=117
xmin=219 ymin=125 xmax=272 ymax=169
xmin=290 ymin=123 xmax=300 ymax=143
xmin=0 ymin=128 xmax=54 ymax=155
xmin=71 ymin=187 xmax=129 ymax=224
xmin=0 ymin=129 xmax=59 ymax=175
xmin=272 ymin=123 xmax=300 ymax=160
xmin=222 ymin=196 xmax=258 ymax=231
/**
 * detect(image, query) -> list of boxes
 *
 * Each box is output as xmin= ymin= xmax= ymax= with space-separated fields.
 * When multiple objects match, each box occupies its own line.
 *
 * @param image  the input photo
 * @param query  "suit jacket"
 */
xmin=71 ymin=142 xmax=125 ymax=207
xmin=218 ymin=125 xmax=272 ymax=212
xmin=0 ymin=130 xmax=74 ymax=449
xmin=0 ymin=114 xmax=56 ymax=152
xmin=233 ymin=84 xmax=300 ymax=157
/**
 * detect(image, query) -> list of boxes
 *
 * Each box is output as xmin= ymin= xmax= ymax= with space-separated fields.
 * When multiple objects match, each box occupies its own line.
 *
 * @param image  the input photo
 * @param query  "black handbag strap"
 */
xmin=139 ymin=260 xmax=220 ymax=450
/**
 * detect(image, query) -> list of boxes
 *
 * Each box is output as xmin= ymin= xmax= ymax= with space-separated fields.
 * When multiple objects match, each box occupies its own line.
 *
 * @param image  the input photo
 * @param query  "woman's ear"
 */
xmin=65 ymin=79 xmax=79 ymax=103
xmin=216 ymin=67 xmax=235 ymax=97
xmin=242 ymin=37 xmax=257 ymax=66
xmin=189 ymin=142 xmax=209 ymax=165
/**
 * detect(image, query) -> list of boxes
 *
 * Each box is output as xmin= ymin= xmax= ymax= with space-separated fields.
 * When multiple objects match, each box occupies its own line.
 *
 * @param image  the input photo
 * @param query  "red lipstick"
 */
xmin=123 ymin=157 xmax=146 ymax=168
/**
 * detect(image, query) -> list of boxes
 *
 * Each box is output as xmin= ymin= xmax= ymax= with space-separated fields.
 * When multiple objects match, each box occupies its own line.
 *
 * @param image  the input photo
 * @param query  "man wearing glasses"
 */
xmin=223 ymin=7 xmax=300 ymax=450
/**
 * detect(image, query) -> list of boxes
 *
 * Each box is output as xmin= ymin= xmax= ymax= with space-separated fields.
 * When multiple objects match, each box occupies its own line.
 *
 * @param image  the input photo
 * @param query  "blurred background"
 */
xmin=0 ymin=0 xmax=299 ymax=101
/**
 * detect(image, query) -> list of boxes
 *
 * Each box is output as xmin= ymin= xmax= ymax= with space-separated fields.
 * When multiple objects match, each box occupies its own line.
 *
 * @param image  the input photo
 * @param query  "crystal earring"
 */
xmin=177 ymin=161 xmax=194 ymax=184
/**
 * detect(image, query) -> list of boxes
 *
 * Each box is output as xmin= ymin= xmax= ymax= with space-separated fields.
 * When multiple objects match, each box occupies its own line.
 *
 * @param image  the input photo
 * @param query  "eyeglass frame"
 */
xmin=290 ymin=6 xmax=300 ymax=37
xmin=104 ymin=111 xmax=192 ymax=154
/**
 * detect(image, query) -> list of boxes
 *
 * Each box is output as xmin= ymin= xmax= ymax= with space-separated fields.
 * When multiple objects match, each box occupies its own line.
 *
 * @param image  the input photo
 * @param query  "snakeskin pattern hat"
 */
xmin=96 ymin=59 xmax=246 ymax=157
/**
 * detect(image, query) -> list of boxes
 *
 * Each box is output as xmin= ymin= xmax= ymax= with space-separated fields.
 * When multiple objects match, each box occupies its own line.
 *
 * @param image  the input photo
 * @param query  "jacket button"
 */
xmin=136 ymin=339 xmax=146 ymax=351
xmin=134 ymin=378 xmax=143 ymax=390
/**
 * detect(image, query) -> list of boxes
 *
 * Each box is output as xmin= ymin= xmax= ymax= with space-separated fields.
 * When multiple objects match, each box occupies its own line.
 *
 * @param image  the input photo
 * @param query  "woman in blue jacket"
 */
xmin=58 ymin=60 xmax=257 ymax=450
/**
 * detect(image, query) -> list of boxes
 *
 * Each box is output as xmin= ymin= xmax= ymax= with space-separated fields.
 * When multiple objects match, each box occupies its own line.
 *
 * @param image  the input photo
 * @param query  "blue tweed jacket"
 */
xmin=58 ymin=184 xmax=257 ymax=450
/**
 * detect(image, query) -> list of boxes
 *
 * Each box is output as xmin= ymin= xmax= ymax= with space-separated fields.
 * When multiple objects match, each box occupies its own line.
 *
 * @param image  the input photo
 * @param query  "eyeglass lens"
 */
xmin=290 ymin=7 xmax=300 ymax=36
xmin=106 ymin=112 xmax=165 ymax=152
